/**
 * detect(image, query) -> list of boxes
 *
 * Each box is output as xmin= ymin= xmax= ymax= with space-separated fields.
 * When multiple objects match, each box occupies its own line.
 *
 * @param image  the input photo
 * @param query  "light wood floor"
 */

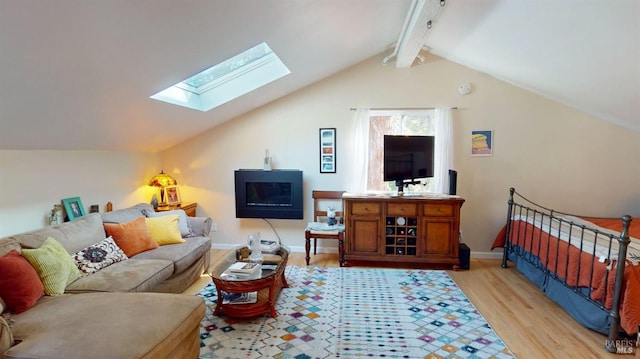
xmin=184 ymin=251 xmax=635 ymax=358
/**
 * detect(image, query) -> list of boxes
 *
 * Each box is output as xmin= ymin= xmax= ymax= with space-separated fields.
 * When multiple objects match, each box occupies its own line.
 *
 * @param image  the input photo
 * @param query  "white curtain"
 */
xmin=347 ymin=108 xmax=370 ymax=192
xmin=432 ymin=107 xmax=453 ymax=194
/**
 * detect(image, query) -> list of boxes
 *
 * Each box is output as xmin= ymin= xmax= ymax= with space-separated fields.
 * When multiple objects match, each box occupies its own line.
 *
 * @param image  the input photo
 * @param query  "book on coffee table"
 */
xmin=221 ymin=291 xmax=258 ymax=305
xmin=227 ymin=261 xmax=260 ymax=275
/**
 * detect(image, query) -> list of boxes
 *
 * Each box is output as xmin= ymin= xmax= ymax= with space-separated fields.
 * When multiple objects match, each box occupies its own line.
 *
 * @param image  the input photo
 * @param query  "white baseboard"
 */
xmin=212 ymin=243 xmax=503 ymax=259
xmin=470 ymin=251 xmax=503 ymax=259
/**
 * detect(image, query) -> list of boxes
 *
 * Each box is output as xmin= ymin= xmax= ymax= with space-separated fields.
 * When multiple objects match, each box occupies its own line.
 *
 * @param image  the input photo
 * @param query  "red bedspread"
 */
xmin=492 ymin=217 xmax=640 ymax=335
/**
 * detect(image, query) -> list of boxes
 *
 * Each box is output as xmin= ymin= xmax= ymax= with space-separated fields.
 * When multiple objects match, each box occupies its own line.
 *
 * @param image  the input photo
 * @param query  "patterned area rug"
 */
xmin=198 ymin=266 xmax=514 ymax=358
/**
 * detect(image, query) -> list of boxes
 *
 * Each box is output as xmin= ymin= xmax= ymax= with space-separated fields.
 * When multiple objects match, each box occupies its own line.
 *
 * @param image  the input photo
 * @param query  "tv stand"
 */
xmin=343 ymin=193 xmax=464 ymax=269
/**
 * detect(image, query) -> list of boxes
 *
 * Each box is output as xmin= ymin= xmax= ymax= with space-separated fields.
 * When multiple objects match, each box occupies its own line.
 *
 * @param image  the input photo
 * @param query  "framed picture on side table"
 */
xmin=319 ymin=128 xmax=336 ymax=173
xmin=164 ymin=185 xmax=181 ymax=205
xmin=62 ymin=197 xmax=86 ymax=221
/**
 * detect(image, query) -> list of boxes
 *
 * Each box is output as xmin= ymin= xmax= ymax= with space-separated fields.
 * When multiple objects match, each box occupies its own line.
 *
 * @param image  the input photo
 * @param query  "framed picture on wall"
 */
xmin=471 ymin=130 xmax=493 ymax=156
xmin=319 ymin=128 xmax=336 ymax=173
xmin=62 ymin=197 xmax=86 ymax=221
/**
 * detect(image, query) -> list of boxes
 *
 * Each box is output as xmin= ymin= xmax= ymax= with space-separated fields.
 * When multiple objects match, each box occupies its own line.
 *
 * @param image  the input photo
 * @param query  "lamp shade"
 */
xmin=148 ymin=170 xmax=177 ymax=187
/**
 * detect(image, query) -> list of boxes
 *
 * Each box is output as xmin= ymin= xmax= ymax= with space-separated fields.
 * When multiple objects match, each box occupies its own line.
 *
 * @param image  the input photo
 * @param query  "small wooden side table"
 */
xmin=156 ymin=202 xmax=197 ymax=217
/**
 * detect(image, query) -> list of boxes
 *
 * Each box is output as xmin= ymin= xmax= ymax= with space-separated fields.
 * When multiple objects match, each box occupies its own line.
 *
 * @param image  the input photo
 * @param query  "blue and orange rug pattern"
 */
xmin=198 ymin=266 xmax=514 ymax=358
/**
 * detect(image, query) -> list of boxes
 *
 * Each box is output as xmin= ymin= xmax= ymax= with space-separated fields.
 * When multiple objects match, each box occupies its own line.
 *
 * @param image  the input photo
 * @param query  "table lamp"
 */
xmin=148 ymin=170 xmax=177 ymax=206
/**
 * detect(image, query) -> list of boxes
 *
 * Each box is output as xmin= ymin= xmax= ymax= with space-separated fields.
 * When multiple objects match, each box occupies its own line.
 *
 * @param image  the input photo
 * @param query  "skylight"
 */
xmin=150 ymin=42 xmax=290 ymax=112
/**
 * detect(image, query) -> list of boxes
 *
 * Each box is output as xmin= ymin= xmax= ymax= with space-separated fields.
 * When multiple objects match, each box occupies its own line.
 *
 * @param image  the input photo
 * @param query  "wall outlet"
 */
xmin=211 ymin=222 xmax=218 ymax=232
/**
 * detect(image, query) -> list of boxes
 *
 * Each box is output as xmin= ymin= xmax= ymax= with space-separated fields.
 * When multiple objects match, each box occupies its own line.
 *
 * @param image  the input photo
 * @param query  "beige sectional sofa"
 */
xmin=0 ymin=203 xmax=212 ymax=359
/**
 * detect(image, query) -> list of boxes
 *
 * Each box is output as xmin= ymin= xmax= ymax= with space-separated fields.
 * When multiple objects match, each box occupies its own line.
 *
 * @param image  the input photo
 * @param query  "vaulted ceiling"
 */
xmin=1 ymin=0 xmax=637 ymax=152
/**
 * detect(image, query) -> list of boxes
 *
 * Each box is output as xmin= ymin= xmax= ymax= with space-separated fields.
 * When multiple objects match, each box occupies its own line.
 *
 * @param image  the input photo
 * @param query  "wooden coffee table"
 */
xmin=208 ymin=246 xmax=289 ymax=318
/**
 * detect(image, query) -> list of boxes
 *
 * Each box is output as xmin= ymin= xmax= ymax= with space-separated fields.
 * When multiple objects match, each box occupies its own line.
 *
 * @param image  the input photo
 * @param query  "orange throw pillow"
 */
xmin=0 ymin=250 xmax=45 ymax=313
xmin=104 ymin=216 xmax=158 ymax=257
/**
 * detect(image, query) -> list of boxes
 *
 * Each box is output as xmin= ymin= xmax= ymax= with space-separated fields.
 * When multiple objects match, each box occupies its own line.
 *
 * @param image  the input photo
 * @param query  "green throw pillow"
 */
xmin=22 ymin=237 xmax=82 ymax=295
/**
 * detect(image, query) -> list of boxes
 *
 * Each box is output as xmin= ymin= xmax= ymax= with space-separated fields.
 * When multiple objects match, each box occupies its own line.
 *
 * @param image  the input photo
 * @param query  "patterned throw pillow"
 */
xmin=72 ymin=236 xmax=128 ymax=275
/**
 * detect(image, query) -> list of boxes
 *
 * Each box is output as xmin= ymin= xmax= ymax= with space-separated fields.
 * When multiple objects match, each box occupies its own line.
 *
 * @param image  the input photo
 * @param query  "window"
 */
xmin=150 ymin=42 xmax=290 ymax=112
xmin=367 ymin=110 xmax=435 ymax=193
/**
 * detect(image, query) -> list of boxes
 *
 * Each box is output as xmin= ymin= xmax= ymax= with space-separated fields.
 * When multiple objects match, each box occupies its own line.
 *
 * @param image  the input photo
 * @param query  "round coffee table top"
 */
xmin=208 ymin=245 xmax=289 ymax=282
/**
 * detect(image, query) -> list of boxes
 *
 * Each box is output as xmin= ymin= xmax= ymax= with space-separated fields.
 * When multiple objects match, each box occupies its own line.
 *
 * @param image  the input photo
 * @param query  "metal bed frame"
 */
xmin=501 ymin=188 xmax=632 ymax=353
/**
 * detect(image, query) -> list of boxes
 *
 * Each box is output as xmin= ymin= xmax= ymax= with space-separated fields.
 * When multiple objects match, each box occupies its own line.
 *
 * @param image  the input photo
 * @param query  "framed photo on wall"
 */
xmin=62 ymin=197 xmax=86 ymax=221
xmin=471 ymin=130 xmax=493 ymax=156
xmin=319 ymin=128 xmax=336 ymax=173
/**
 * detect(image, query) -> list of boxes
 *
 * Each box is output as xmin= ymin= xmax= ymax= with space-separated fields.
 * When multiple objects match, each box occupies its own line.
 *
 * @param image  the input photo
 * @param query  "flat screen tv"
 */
xmin=234 ymin=169 xmax=303 ymax=219
xmin=383 ymin=135 xmax=435 ymax=186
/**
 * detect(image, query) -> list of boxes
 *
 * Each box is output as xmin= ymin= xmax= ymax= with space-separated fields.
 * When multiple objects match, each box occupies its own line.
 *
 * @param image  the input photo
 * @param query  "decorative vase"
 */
xmin=247 ymin=232 xmax=263 ymax=265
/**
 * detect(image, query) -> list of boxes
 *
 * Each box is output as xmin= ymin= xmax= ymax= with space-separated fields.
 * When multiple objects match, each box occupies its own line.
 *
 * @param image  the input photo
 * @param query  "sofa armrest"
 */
xmin=188 ymin=217 xmax=212 ymax=237
xmin=1 ymin=315 xmax=13 ymax=355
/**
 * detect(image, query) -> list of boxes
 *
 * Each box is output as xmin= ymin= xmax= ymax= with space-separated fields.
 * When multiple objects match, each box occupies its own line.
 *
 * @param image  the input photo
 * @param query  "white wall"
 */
xmin=3 ymin=53 xmax=638 ymax=257
xmin=0 ymin=150 xmax=161 ymax=237
xmin=163 ymin=53 xmax=640 ymax=256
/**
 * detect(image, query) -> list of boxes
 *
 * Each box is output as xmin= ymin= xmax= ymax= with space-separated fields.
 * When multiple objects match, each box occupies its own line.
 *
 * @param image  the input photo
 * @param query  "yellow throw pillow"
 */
xmin=22 ymin=237 xmax=82 ymax=296
xmin=145 ymin=215 xmax=185 ymax=245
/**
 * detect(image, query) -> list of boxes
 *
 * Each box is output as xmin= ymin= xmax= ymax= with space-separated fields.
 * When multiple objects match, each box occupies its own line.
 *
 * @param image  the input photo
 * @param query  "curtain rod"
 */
xmin=349 ymin=107 xmax=458 ymax=111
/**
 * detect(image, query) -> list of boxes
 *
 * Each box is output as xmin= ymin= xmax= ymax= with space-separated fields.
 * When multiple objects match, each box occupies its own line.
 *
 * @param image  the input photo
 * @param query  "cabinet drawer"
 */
xmin=386 ymin=203 xmax=417 ymax=216
xmin=423 ymin=204 xmax=454 ymax=217
xmin=350 ymin=202 xmax=381 ymax=215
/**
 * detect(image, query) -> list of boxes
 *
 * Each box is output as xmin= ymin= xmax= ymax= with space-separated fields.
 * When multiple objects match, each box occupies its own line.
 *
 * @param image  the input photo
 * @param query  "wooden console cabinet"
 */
xmin=343 ymin=194 xmax=464 ymax=268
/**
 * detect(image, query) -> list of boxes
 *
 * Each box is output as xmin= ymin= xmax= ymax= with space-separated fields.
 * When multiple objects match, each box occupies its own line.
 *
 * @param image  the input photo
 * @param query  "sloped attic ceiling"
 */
xmin=0 ymin=0 xmax=413 ymax=152
xmin=424 ymin=0 xmax=639 ymax=132
xmin=0 ymin=0 xmax=638 ymax=152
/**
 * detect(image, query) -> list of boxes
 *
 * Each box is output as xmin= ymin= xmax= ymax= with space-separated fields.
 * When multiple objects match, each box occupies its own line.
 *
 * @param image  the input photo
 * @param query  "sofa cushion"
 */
xmin=0 ymin=238 xmax=21 ymax=257
xmin=72 ymin=236 xmax=128 ymax=276
xmin=6 ymin=213 xmax=105 ymax=255
xmin=21 ymin=238 xmax=82 ymax=296
xmin=101 ymin=203 xmax=154 ymax=224
xmin=65 ymin=259 xmax=174 ymax=293
xmin=145 ymin=215 xmax=185 ymax=245
xmin=187 ymin=216 xmax=212 ymax=237
xmin=144 ymin=209 xmax=194 ymax=237
xmin=0 ymin=250 xmax=44 ymax=313
xmin=104 ymin=216 xmax=159 ymax=257
xmin=7 ymin=292 xmax=205 ymax=359
xmin=132 ymin=236 xmax=210 ymax=275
